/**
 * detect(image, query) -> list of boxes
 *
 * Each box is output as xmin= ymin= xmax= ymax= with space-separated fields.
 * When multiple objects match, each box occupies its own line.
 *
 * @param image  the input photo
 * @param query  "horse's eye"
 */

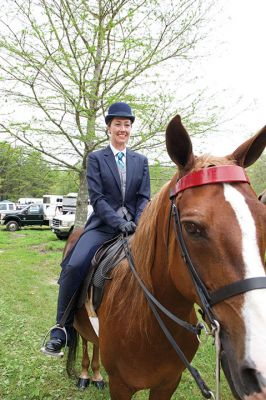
xmin=183 ymin=222 xmax=202 ymax=237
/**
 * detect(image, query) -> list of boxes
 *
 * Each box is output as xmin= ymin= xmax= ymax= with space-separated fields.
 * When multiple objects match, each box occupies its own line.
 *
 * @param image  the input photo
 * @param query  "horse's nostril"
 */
xmin=241 ymin=365 xmax=261 ymax=396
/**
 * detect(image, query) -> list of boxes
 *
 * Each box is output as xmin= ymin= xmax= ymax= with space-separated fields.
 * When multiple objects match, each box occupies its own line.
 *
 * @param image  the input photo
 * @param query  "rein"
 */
xmin=122 ymin=238 xmax=214 ymax=399
xmin=124 ymin=165 xmax=266 ymax=400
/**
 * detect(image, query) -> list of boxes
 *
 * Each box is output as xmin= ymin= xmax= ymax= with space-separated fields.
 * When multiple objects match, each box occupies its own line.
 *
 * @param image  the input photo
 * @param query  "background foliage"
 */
xmin=0 ymin=0 xmax=218 ymax=226
xmin=0 ymin=139 xmax=264 ymax=202
xmin=0 ymin=141 xmax=79 ymax=200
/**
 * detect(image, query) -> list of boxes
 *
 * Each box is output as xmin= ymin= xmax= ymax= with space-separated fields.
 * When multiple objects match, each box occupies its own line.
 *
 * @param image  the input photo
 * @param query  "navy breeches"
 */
xmin=52 ymin=228 xmax=116 ymax=341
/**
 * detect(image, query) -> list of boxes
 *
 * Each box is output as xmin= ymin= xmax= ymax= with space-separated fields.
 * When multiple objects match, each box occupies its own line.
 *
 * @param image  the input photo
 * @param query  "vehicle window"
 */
xmin=0 ymin=204 xmax=7 ymax=210
xmin=28 ymin=205 xmax=40 ymax=214
xmin=9 ymin=204 xmax=15 ymax=210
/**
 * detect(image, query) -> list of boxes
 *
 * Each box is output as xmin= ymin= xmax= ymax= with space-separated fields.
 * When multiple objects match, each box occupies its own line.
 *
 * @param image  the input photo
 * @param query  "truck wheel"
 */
xmin=6 ymin=221 xmax=20 ymax=232
xmin=56 ymin=233 xmax=66 ymax=240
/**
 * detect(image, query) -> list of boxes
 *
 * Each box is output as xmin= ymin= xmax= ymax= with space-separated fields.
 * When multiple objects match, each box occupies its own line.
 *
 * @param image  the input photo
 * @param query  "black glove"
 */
xmin=119 ymin=221 xmax=136 ymax=234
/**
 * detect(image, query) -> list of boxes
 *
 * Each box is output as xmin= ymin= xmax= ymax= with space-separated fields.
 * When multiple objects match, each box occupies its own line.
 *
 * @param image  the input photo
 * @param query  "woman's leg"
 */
xmin=43 ymin=228 xmax=114 ymax=354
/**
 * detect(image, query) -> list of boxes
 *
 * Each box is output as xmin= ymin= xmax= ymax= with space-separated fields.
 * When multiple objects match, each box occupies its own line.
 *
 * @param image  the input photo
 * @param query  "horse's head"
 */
xmin=166 ymin=115 xmax=266 ymax=399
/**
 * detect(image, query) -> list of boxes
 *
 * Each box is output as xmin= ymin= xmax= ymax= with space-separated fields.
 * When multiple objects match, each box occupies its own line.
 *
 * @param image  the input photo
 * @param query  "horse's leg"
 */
xmin=109 ymin=376 xmax=135 ymax=400
xmin=148 ymin=378 xmax=181 ymax=400
xmin=91 ymin=344 xmax=105 ymax=389
xmin=76 ymin=337 xmax=90 ymax=390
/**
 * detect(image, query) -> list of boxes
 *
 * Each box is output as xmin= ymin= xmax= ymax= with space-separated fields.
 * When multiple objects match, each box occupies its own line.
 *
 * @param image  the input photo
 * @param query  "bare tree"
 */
xmin=0 ymin=0 xmax=214 ymax=226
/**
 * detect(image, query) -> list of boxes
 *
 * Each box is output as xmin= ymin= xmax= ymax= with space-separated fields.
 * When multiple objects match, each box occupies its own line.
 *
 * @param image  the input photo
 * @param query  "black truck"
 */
xmin=1 ymin=203 xmax=50 ymax=231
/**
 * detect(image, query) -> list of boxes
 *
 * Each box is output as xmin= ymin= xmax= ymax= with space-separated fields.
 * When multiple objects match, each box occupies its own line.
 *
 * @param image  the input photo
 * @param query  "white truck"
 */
xmin=50 ymin=193 xmax=93 ymax=240
xmin=0 ymin=200 xmax=16 ymax=212
xmin=0 ymin=200 xmax=17 ymax=224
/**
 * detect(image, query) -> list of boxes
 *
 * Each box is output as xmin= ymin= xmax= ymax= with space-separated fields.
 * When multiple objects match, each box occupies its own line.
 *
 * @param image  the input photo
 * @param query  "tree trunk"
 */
xmin=74 ymin=168 xmax=89 ymax=229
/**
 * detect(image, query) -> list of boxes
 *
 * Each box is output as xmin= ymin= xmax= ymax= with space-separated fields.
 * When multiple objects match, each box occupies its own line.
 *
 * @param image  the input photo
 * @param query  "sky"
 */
xmin=191 ymin=0 xmax=266 ymax=156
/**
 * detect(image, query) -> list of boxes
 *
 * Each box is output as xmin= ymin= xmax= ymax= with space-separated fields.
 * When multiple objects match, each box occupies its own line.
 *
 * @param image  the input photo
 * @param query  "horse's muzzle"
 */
xmin=240 ymin=361 xmax=266 ymax=396
xmin=220 ymin=334 xmax=266 ymax=399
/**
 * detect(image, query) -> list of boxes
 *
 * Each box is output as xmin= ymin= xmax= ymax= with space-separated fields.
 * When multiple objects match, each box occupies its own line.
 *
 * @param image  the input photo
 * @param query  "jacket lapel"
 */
xmin=125 ymin=149 xmax=135 ymax=194
xmin=104 ymin=146 xmax=121 ymax=191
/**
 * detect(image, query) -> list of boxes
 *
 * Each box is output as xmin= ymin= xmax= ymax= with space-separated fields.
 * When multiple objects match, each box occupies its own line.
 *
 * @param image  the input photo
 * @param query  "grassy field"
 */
xmin=0 ymin=227 xmax=233 ymax=399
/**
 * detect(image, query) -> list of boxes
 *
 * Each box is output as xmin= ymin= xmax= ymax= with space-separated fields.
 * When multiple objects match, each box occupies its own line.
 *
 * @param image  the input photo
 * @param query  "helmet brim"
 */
xmin=105 ymin=113 xmax=135 ymax=124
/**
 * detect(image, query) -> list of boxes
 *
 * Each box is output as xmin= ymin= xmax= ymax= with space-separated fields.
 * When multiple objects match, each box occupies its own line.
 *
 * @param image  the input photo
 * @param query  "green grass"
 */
xmin=0 ymin=226 xmax=232 ymax=399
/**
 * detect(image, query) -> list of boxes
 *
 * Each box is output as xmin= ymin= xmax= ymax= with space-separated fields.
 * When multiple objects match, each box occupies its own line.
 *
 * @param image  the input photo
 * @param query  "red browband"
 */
xmin=170 ymin=165 xmax=250 ymax=198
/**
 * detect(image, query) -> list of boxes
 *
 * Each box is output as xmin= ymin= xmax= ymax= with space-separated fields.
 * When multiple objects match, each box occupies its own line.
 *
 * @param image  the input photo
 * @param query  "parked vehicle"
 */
xmin=51 ymin=212 xmax=76 ymax=239
xmin=51 ymin=204 xmax=93 ymax=240
xmin=16 ymin=197 xmax=42 ymax=210
xmin=0 ymin=200 xmax=17 ymax=223
xmin=42 ymin=194 xmax=63 ymax=221
xmin=0 ymin=200 xmax=16 ymax=211
xmin=62 ymin=193 xmax=77 ymax=213
xmin=2 ymin=203 xmax=52 ymax=231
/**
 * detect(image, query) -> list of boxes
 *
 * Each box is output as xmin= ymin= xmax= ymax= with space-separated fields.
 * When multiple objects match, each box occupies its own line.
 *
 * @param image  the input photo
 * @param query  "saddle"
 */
xmin=77 ymin=234 xmax=128 ymax=312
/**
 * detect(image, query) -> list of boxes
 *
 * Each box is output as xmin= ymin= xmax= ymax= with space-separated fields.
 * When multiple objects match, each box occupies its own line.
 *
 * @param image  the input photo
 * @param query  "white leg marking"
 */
xmin=224 ymin=183 xmax=266 ymax=375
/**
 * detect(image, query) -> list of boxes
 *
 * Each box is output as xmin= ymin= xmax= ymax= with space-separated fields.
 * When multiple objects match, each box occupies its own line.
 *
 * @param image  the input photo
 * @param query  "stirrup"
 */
xmin=40 ymin=324 xmax=68 ymax=358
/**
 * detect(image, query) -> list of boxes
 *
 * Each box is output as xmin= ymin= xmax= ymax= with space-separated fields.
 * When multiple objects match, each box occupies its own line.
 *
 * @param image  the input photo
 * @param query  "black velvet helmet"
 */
xmin=105 ymin=102 xmax=135 ymax=124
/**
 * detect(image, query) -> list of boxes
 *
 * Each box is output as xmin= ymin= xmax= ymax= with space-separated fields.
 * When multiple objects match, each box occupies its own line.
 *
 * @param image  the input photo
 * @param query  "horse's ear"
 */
xmin=166 ymin=115 xmax=195 ymax=171
xmin=228 ymin=125 xmax=266 ymax=168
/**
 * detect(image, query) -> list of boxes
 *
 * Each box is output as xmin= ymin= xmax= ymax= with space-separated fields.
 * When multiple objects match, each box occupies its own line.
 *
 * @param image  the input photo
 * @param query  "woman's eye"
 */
xmin=183 ymin=222 xmax=202 ymax=236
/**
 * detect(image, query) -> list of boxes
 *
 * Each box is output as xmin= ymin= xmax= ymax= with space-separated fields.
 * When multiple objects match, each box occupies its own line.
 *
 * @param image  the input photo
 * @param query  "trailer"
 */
xmin=17 ymin=197 xmax=43 ymax=210
xmin=42 ymin=194 xmax=63 ymax=221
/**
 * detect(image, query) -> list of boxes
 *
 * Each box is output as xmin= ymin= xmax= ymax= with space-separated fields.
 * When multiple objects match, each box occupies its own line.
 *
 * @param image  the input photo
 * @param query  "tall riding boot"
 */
xmin=41 ymin=244 xmax=100 ymax=357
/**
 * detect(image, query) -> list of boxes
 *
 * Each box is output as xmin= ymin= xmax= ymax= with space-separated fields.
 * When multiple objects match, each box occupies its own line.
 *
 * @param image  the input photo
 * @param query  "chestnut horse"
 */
xmin=67 ymin=115 xmax=266 ymax=399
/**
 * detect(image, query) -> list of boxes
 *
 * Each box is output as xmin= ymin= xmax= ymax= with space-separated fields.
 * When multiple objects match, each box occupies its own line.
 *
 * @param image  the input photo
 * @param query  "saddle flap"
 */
xmin=77 ymin=234 xmax=129 ymax=310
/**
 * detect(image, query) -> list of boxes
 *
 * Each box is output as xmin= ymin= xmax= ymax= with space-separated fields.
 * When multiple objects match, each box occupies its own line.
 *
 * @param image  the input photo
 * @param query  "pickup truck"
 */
xmin=51 ymin=205 xmax=93 ymax=240
xmin=1 ymin=203 xmax=49 ymax=231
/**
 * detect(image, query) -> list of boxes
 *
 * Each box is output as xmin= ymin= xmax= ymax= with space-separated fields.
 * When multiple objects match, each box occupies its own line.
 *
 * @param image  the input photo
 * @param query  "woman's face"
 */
xmin=108 ymin=117 xmax=132 ymax=149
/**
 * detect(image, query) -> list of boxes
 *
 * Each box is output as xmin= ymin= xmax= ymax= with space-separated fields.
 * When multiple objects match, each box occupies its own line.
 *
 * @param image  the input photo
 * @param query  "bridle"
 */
xmin=123 ymin=164 xmax=266 ymax=399
xmin=170 ymin=165 xmax=266 ymax=311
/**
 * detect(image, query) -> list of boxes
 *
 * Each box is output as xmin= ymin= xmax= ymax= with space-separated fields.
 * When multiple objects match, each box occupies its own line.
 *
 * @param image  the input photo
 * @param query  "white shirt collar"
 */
xmin=110 ymin=143 xmax=127 ymax=157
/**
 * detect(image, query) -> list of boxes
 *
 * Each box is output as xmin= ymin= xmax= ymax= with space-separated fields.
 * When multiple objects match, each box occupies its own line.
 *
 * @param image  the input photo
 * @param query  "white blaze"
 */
xmin=224 ymin=183 xmax=266 ymax=375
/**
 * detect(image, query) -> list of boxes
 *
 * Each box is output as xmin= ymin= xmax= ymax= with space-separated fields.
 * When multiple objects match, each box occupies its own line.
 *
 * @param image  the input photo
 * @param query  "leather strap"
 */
xmin=146 ymin=294 xmax=213 ymax=399
xmin=170 ymin=165 xmax=249 ymax=197
xmin=210 ymin=277 xmax=266 ymax=306
xmin=122 ymin=238 xmax=213 ymax=399
xmin=122 ymin=238 xmax=200 ymax=335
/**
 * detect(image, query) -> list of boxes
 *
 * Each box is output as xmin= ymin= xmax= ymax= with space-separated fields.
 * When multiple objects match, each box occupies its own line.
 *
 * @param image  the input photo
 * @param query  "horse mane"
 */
xmin=104 ymin=153 xmax=235 ymax=335
xmin=105 ymin=185 xmax=170 ymax=334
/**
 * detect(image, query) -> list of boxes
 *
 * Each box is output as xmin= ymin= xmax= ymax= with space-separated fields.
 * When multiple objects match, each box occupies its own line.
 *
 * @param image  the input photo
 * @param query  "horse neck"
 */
xmin=105 ymin=176 xmax=196 ymax=337
xmin=131 ymin=178 xmax=192 ymax=315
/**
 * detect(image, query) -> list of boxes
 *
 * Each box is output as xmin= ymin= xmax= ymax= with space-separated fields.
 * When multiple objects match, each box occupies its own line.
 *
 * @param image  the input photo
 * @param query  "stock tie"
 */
xmin=116 ymin=152 xmax=125 ymax=169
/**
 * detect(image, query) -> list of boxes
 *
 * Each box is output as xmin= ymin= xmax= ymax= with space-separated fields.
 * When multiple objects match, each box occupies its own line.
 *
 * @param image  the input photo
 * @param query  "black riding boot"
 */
xmin=42 ymin=244 xmax=100 ymax=356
